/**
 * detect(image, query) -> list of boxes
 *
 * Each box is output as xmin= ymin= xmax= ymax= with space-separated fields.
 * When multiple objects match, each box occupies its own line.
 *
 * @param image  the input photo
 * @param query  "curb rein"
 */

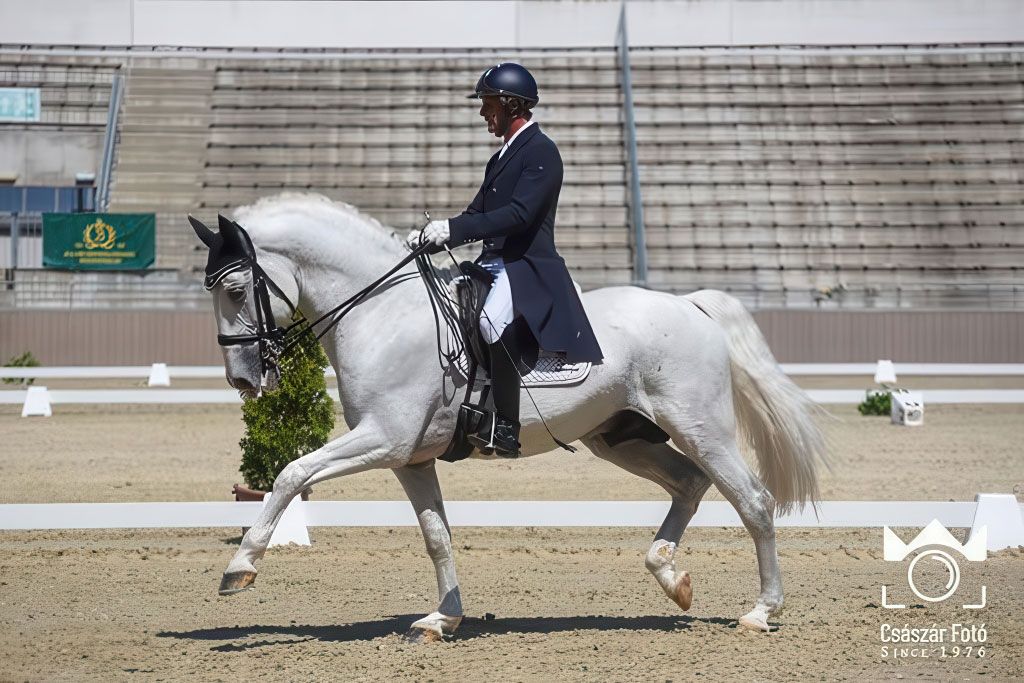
xmin=209 ymin=222 xmax=435 ymax=386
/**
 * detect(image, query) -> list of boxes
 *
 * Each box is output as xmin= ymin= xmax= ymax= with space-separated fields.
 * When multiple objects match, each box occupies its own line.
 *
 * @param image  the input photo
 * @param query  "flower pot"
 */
xmin=232 ymin=483 xmax=312 ymax=502
xmin=232 ymin=484 xmax=311 ymax=537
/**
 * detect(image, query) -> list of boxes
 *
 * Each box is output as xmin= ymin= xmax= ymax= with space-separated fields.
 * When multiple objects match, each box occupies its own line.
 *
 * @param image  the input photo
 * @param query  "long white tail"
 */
xmin=684 ymin=289 xmax=828 ymax=512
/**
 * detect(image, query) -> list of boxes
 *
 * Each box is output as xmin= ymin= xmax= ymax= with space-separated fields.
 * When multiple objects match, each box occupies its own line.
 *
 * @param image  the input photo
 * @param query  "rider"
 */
xmin=408 ymin=62 xmax=603 ymax=456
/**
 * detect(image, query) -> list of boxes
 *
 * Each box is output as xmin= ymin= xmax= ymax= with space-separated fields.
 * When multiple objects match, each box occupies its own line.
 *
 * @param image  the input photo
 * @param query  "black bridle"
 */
xmin=205 ymin=217 xmax=435 ymax=384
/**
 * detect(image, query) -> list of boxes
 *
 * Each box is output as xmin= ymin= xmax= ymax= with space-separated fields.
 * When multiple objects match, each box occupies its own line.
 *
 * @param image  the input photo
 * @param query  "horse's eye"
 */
xmin=226 ymin=287 xmax=246 ymax=303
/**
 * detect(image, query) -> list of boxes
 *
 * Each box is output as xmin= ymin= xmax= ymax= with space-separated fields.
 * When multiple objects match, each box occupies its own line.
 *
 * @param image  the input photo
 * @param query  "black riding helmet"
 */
xmin=468 ymin=63 xmax=539 ymax=106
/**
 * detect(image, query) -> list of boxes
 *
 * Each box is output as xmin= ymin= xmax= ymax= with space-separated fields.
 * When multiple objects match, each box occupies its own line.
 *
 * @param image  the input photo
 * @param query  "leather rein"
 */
xmin=209 ymin=237 xmax=435 ymax=383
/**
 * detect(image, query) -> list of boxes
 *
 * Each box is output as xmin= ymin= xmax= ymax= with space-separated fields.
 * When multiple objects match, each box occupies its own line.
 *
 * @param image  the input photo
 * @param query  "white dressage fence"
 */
xmin=4 ymin=360 xmax=1023 ymax=414
xmin=2 ymin=361 xmax=1023 ymax=381
xmin=1 ymin=495 xmax=1021 ymax=552
xmin=5 ymin=387 xmax=1024 ymax=414
xmin=3 ymin=360 xmax=1024 ymax=414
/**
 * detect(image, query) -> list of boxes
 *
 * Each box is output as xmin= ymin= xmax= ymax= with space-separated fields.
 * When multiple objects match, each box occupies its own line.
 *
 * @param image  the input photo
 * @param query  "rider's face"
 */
xmin=479 ymin=95 xmax=506 ymax=139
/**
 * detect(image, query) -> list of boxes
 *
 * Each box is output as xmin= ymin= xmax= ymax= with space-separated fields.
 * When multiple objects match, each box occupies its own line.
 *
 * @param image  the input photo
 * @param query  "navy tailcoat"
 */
xmin=447 ymin=124 xmax=604 ymax=365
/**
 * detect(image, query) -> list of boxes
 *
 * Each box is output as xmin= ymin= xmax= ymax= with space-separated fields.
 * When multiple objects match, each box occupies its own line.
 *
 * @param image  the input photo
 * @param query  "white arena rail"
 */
xmin=1 ymin=496 xmax=1021 ymax=551
xmin=3 ymin=388 xmax=1022 ymax=406
xmin=2 ymin=362 xmax=1022 ymax=381
xmin=780 ymin=363 xmax=1024 ymax=376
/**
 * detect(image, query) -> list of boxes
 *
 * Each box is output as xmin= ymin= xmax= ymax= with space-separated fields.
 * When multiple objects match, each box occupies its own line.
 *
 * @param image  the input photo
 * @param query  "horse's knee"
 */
xmin=273 ymin=460 xmax=308 ymax=493
xmin=418 ymin=509 xmax=453 ymax=563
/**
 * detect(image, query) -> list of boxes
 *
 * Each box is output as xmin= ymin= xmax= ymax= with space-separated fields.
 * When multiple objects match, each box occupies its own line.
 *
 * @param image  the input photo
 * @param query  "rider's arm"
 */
xmin=447 ymin=143 xmax=562 ymax=245
xmin=461 ymin=185 xmax=486 ymax=216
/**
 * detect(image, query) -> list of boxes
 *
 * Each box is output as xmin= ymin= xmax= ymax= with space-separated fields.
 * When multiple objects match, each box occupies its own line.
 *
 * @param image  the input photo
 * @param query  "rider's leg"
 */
xmin=471 ymin=260 xmax=521 ymax=455
xmin=481 ymin=335 xmax=522 ymax=455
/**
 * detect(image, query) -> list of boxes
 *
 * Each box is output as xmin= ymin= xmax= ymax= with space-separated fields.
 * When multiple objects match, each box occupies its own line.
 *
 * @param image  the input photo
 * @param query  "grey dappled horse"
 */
xmin=194 ymin=194 xmax=827 ymax=639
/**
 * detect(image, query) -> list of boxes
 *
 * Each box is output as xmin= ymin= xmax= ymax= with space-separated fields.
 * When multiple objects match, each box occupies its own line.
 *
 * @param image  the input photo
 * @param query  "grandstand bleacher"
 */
xmin=2 ymin=45 xmax=1022 ymax=310
xmin=630 ymin=48 xmax=1024 ymax=307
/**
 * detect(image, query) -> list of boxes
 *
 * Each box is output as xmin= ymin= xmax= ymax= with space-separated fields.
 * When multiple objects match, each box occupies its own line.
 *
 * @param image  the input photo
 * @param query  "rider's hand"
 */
xmin=405 ymin=229 xmax=423 ymax=249
xmin=423 ymin=220 xmax=450 ymax=246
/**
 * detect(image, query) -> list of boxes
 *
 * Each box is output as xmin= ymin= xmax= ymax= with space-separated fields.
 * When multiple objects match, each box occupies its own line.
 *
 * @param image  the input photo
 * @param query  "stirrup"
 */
xmin=468 ymin=411 xmax=520 ymax=458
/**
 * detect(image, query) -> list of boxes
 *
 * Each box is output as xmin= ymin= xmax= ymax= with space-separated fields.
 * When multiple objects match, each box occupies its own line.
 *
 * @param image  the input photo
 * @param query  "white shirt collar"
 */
xmin=499 ymin=119 xmax=536 ymax=158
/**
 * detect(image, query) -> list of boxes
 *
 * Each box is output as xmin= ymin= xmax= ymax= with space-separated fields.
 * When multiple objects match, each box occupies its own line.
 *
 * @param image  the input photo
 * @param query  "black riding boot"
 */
xmin=468 ymin=339 xmax=521 ymax=457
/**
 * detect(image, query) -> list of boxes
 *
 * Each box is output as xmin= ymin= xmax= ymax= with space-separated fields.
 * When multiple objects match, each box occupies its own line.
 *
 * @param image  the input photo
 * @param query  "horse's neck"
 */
xmin=279 ymin=231 xmax=407 ymax=320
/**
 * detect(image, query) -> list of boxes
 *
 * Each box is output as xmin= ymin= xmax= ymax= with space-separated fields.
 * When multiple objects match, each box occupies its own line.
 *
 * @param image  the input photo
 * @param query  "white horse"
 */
xmin=194 ymin=193 xmax=827 ymax=639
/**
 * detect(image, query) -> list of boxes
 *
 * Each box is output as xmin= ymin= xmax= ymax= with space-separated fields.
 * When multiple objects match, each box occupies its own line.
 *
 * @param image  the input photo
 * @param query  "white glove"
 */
xmin=405 ymin=229 xmax=423 ymax=248
xmin=423 ymin=219 xmax=450 ymax=246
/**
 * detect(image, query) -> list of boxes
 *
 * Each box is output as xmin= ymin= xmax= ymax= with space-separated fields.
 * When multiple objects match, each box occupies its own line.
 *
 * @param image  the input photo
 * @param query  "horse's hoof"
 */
xmin=403 ymin=626 xmax=444 ymax=644
xmin=738 ymin=609 xmax=775 ymax=633
xmin=218 ymin=570 xmax=257 ymax=596
xmin=672 ymin=572 xmax=692 ymax=611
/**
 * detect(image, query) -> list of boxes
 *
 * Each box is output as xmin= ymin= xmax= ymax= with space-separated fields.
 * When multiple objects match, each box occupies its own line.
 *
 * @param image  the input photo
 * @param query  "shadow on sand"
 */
xmin=157 ymin=613 xmax=740 ymax=651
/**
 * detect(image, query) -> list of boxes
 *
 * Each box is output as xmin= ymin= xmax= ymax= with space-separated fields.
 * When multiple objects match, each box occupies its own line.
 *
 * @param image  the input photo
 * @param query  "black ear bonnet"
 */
xmin=189 ymin=214 xmax=256 ymax=290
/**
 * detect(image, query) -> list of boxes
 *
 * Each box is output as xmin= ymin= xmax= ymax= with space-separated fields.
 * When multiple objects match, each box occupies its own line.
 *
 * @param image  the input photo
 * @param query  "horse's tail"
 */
xmin=683 ymin=289 xmax=828 ymax=513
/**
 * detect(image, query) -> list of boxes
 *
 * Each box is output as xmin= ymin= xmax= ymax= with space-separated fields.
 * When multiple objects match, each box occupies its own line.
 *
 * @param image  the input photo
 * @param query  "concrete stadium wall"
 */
xmin=2 ymin=309 xmax=1022 ymax=365
xmin=2 ymin=0 xmax=1022 ymax=49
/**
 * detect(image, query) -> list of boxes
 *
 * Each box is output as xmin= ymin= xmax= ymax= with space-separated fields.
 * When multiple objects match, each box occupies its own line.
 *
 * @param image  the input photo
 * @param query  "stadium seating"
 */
xmin=95 ymin=47 xmax=1022 ymax=306
xmin=630 ymin=49 xmax=1023 ymax=306
xmin=108 ymin=54 xmax=632 ymax=287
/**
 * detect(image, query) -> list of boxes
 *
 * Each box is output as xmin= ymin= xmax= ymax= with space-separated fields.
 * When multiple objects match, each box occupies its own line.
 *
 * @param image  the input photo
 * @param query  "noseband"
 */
xmin=206 ymin=252 xmax=300 ymax=386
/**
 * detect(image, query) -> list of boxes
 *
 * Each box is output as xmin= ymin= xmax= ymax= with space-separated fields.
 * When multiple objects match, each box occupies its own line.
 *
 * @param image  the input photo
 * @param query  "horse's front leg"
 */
xmin=393 ymin=460 xmax=464 ymax=642
xmin=219 ymin=423 xmax=398 ymax=594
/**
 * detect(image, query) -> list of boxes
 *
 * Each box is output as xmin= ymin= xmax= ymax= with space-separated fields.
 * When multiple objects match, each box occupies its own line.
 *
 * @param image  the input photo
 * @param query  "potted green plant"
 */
xmin=233 ymin=338 xmax=335 ymax=502
xmin=2 ymin=351 xmax=40 ymax=386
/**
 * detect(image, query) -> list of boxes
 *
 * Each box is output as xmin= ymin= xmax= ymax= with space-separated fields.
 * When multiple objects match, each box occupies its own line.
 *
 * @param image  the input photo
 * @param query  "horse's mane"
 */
xmin=232 ymin=193 xmax=403 ymax=251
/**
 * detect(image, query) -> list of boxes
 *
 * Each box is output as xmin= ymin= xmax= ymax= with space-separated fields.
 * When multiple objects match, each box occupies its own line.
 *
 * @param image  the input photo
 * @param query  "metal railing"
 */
xmin=0 ymin=268 xmax=207 ymax=310
xmin=616 ymin=2 xmax=647 ymax=288
xmin=96 ymin=73 xmax=124 ymax=211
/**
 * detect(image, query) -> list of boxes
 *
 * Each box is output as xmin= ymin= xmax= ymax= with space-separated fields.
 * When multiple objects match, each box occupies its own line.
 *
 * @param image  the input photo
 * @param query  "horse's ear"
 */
xmin=188 ymin=215 xmax=217 ymax=249
xmin=218 ymin=213 xmax=244 ymax=254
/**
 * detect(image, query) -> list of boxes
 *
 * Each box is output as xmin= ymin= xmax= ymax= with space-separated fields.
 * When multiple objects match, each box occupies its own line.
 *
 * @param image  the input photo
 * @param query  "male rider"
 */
xmin=408 ymin=63 xmax=603 ymax=456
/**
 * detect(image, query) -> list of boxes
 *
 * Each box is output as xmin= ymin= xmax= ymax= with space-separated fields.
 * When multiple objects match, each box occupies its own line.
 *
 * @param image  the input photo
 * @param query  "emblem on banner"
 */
xmin=83 ymin=218 xmax=117 ymax=250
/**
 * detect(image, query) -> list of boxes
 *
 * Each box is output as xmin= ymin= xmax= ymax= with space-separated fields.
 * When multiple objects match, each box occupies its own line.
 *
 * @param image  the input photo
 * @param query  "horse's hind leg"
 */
xmin=582 ymin=434 xmax=711 ymax=612
xmin=393 ymin=460 xmax=464 ymax=643
xmin=654 ymin=411 xmax=783 ymax=632
xmin=220 ymin=424 xmax=395 ymax=594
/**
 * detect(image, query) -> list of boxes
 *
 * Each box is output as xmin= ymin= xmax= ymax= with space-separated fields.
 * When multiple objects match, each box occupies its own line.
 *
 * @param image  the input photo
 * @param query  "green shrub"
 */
xmin=238 ymin=338 xmax=335 ymax=491
xmin=3 ymin=351 xmax=41 ymax=386
xmin=858 ymin=389 xmax=892 ymax=416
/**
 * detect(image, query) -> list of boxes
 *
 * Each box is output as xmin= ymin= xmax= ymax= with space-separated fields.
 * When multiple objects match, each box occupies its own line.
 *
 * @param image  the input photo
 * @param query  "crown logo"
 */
xmin=883 ymin=519 xmax=987 ymax=562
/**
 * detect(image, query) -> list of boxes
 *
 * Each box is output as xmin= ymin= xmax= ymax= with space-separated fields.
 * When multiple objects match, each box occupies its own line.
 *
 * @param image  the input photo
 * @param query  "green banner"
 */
xmin=42 ymin=213 xmax=156 ymax=270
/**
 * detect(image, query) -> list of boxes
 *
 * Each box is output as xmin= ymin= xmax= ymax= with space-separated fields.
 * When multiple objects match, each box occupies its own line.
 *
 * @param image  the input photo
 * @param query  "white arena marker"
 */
xmin=874 ymin=359 xmax=897 ymax=385
xmin=266 ymin=493 xmax=310 ymax=547
xmin=21 ymin=386 xmax=52 ymax=417
xmin=969 ymin=494 xmax=1024 ymax=552
xmin=147 ymin=363 xmax=171 ymax=387
xmin=890 ymin=389 xmax=924 ymax=426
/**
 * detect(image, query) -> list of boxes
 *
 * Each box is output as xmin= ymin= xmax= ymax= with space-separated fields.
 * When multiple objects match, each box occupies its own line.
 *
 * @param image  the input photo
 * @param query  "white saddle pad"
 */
xmin=454 ymin=353 xmax=591 ymax=388
xmin=522 ymin=355 xmax=592 ymax=387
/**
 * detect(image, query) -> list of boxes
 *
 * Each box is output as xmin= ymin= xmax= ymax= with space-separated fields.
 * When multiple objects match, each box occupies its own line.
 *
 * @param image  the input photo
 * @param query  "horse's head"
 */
xmin=189 ymin=214 xmax=289 ymax=399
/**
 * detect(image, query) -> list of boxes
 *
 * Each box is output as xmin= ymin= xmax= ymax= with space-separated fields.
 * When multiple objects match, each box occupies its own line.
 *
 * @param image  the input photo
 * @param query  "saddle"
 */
xmin=438 ymin=261 xmax=592 ymax=462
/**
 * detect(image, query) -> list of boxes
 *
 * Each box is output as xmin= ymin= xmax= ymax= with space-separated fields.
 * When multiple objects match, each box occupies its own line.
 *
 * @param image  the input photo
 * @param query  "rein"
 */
xmin=213 ymin=233 xmax=435 ymax=382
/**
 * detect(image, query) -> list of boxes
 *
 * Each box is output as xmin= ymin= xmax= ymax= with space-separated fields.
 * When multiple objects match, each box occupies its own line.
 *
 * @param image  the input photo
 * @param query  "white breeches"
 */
xmin=478 ymin=257 xmax=514 ymax=344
